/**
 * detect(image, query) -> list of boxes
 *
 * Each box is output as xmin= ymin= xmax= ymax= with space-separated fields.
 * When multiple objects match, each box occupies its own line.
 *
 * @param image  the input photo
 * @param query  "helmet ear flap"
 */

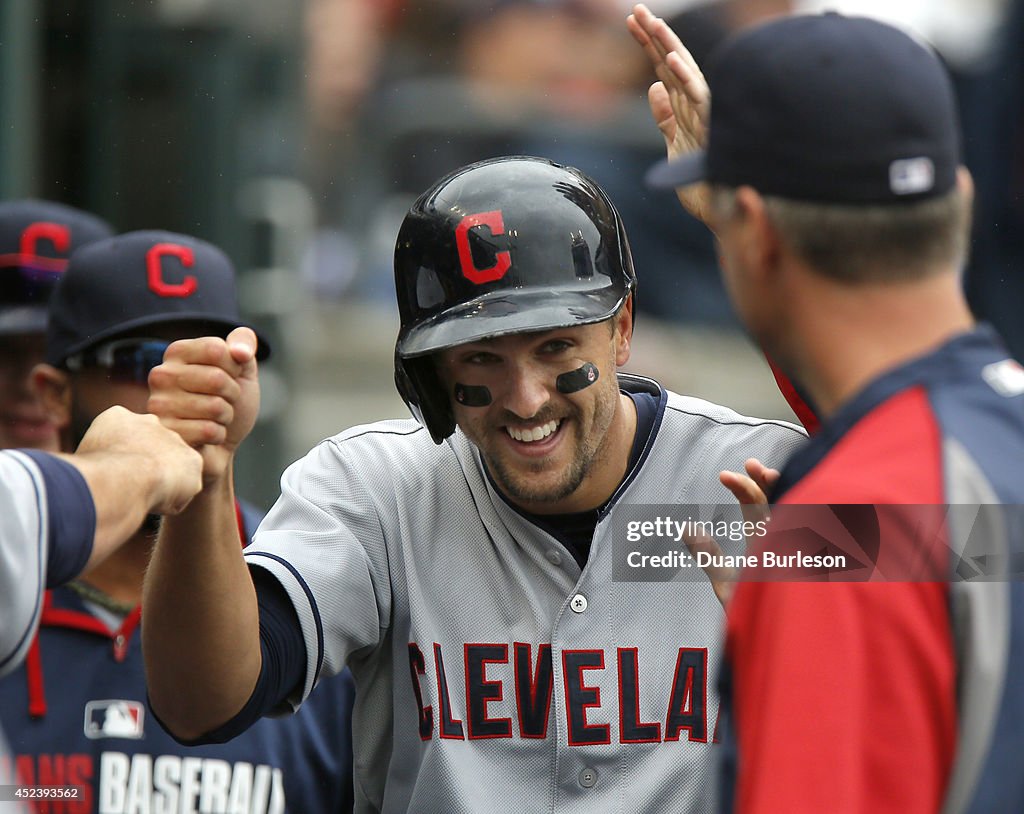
xmin=394 ymin=352 xmax=455 ymax=444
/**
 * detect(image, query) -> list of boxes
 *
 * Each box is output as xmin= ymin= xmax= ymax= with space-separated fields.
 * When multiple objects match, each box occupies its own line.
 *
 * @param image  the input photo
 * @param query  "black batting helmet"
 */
xmin=394 ymin=155 xmax=637 ymax=443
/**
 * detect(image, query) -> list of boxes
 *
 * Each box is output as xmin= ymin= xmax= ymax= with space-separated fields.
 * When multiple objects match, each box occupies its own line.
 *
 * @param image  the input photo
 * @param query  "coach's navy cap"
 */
xmin=46 ymin=230 xmax=271 ymax=366
xmin=646 ymin=13 xmax=961 ymax=204
xmin=0 ymin=200 xmax=114 ymax=335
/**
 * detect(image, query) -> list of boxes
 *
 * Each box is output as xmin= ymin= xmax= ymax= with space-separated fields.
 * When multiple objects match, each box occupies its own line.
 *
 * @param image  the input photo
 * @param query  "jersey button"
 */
xmin=545 ymin=550 xmax=562 ymax=566
xmin=570 ymin=594 xmax=587 ymax=613
xmin=578 ymin=767 xmax=598 ymax=788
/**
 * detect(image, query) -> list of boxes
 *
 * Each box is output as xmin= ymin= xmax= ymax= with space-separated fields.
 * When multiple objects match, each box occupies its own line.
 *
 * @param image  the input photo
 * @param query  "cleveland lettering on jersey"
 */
xmin=408 ymin=641 xmax=709 ymax=745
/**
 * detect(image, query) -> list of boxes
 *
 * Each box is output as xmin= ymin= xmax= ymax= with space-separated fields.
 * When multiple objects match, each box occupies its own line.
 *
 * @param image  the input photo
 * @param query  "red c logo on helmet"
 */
xmin=455 ymin=210 xmax=511 ymax=285
xmin=147 ymin=243 xmax=197 ymax=298
xmin=20 ymin=222 xmax=71 ymax=270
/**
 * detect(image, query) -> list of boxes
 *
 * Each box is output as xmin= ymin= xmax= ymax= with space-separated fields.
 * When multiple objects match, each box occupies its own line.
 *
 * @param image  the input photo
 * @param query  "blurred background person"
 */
xmin=302 ymin=0 xmax=394 ymax=297
xmin=0 ymin=200 xmax=113 ymax=451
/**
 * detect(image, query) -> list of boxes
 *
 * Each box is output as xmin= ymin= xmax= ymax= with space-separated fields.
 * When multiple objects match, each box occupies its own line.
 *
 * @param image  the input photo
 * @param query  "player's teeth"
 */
xmin=507 ymin=420 xmax=559 ymax=443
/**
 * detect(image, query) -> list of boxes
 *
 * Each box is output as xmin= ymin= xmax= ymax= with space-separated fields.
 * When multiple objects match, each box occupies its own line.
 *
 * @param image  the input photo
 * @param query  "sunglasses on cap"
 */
xmin=64 ymin=337 xmax=170 ymax=384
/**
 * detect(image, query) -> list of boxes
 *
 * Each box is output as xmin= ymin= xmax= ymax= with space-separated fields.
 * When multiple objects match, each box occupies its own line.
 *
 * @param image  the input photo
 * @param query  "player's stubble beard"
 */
xmin=479 ymin=364 xmax=619 ymax=510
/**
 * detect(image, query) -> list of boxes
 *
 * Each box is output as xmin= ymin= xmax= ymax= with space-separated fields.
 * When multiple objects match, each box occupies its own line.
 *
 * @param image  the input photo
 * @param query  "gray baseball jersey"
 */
xmin=244 ymin=375 xmax=806 ymax=813
xmin=1 ymin=450 xmax=55 ymax=678
xmin=0 ymin=450 xmax=49 ymax=814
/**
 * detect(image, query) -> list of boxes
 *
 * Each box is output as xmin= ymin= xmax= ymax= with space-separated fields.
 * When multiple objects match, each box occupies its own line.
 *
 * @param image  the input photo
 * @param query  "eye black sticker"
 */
xmin=454 ymin=383 xmax=493 ymax=407
xmin=556 ymin=363 xmax=599 ymax=394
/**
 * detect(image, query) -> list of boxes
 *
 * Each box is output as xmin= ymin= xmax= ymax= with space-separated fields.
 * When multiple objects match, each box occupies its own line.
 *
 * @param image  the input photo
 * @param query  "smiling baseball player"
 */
xmin=142 ymin=156 xmax=806 ymax=813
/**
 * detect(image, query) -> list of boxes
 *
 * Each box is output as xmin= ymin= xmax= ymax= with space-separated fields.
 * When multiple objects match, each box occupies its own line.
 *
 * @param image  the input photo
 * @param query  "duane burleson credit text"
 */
xmin=624 ymin=517 xmax=849 ymax=571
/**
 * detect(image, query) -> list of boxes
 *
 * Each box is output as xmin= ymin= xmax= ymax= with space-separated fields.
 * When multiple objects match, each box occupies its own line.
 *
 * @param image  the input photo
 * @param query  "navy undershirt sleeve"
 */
xmin=182 ymin=566 xmax=308 ymax=745
xmin=21 ymin=449 xmax=96 ymax=587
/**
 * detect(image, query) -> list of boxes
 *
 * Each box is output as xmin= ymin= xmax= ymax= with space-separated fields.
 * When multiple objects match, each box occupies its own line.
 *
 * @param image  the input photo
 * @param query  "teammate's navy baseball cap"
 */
xmin=46 ymin=230 xmax=271 ymax=367
xmin=0 ymin=200 xmax=114 ymax=335
xmin=646 ymin=13 xmax=961 ymax=204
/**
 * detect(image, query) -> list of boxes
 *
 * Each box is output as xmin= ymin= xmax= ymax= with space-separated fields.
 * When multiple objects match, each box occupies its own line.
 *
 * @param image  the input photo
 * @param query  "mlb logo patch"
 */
xmin=982 ymin=359 xmax=1024 ymax=398
xmin=889 ymin=157 xmax=935 ymax=195
xmin=84 ymin=700 xmax=145 ymax=739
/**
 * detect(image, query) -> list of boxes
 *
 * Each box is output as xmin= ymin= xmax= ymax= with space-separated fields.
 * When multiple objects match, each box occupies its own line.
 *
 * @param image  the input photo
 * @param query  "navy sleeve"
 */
xmin=171 ymin=566 xmax=309 ymax=745
xmin=21 ymin=449 xmax=96 ymax=587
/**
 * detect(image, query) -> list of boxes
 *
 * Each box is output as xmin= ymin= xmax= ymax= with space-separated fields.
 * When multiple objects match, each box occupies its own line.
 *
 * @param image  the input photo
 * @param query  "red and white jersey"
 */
xmin=721 ymin=326 xmax=1024 ymax=813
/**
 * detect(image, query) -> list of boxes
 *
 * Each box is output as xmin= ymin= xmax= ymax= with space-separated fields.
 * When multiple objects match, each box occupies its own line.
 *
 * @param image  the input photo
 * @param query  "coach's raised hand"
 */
xmin=627 ymin=3 xmax=711 ymax=222
xmin=148 ymin=326 xmax=261 ymax=483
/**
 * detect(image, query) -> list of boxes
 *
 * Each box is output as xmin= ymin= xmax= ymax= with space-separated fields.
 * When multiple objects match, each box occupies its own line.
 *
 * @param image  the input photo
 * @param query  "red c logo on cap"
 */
xmin=147 ymin=243 xmax=197 ymax=298
xmin=455 ymin=210 xmax=511 ymax=285
xmin=20 ymin=222 xmax=71 ymax=270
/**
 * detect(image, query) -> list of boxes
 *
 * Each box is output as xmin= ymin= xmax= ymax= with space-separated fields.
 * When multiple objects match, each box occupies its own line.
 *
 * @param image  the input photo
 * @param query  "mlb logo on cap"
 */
xmin=84 ymin=699 xmax=145 ymax=740
xmin=46 ymin=229 xmax=271 ymax=366
xmin=889 ymin=158 xmax=936 ymax=196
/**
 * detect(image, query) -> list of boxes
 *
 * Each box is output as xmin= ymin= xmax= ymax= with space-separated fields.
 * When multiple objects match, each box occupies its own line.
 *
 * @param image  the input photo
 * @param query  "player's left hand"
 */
xmin=627 ymin=3 xmax=711 ymax=223
xmin=147 ymin=327 xmax=261 ymax=485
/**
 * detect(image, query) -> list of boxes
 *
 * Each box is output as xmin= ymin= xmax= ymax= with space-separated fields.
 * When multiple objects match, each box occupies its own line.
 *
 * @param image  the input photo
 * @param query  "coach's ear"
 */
xmin=734 ymin=186 xmax=783 ymax=285
xmin=956 ymin=165 xmax=974 ymax=210
xmin=31 ymin=363 xmax=72 ymax=430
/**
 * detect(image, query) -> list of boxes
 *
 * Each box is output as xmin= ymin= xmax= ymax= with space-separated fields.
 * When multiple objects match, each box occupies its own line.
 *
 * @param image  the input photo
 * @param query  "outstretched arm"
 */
xmin=143 ymin=327 xmax=265 ymax=740
xmin=627 ymin=3 xmax=712 ymax=222
xmin=0 ymin=408 xmax=202 ymax=676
